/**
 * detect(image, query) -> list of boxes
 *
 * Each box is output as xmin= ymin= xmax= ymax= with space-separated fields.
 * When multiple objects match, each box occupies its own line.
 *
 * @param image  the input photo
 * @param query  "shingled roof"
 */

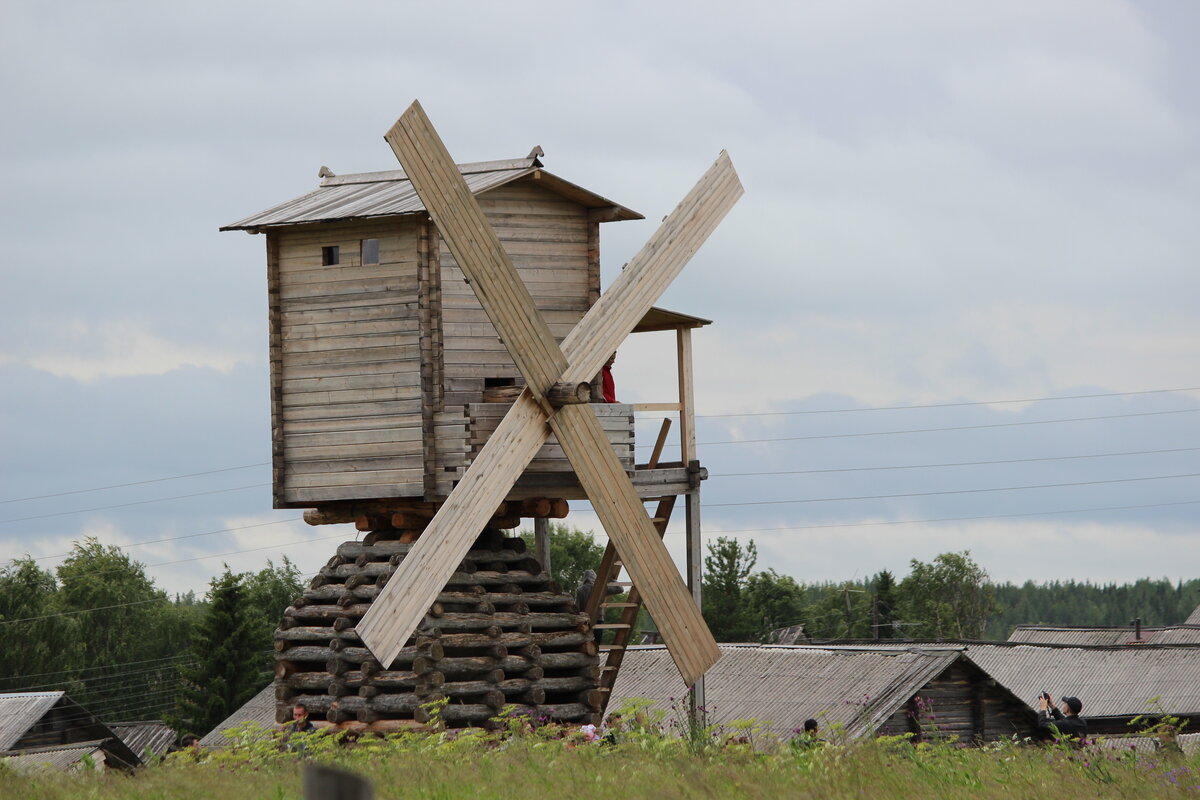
xmin=221 ymin=157 xmax=641 ymax=232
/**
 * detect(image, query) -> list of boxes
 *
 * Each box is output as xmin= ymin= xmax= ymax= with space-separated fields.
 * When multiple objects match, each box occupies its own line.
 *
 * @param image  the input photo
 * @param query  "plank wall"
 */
xmin=877 ymin=661 xmax=1033 ymax=744
xmin=438 ymin=179 xmax=594 ymax=407
xmin=272 ymin=219 xmax=427 ymax=505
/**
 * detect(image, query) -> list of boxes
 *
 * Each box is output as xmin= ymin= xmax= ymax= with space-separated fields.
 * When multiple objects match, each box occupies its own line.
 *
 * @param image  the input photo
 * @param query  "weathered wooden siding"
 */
xmin=273 ymin=219 xmax=427 ymax=505
xmin=877 ymin=661 xmax=1033 ymax=743
xmin=438 ymin=180 xmax=593 ymax=407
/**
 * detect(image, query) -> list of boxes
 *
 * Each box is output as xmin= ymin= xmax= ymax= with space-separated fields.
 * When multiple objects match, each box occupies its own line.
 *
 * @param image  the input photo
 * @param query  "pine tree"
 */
xmin=172 ymin=567 xmax=266 ymax=736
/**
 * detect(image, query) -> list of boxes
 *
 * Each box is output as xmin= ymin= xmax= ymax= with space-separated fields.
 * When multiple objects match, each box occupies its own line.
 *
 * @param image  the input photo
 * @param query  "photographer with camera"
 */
xmin=1037 ymin=692 xmax=1087 ymax=741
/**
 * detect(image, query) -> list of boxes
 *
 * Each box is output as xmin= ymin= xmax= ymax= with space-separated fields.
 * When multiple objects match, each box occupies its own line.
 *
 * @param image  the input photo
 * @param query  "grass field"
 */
xmin=4 ymin=717 xmax=1199 ymax=799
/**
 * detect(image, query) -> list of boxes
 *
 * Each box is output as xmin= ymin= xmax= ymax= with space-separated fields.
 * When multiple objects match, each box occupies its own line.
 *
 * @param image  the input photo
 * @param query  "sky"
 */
xmin=1 ymin=1 xmax=1198 ymax=611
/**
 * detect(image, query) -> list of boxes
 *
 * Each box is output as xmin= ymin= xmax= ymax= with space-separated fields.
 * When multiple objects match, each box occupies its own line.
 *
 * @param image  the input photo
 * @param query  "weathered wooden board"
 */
xmin=385 ymin=102 xmax=567 ymax=397
xmin=549 ymin=404 xmax=718 ymax=686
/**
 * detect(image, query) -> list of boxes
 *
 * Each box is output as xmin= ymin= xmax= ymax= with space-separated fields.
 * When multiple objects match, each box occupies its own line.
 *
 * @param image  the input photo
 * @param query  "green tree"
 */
xmin=744 ymin=568 xmax=806 ymax=641
xmin=702 ymin=537 xmax=759 ymax=641
xmin=898 ymin=551 xmax=996 ymax=639
xmin=519 ymin=523 xmax=604 ymax=592
xmin=173 ymin=567 xmax=266 ymax=737
xmin=0 ymin=557 xmax=79 ymax=692
xmin=801 ymin=580 xmax=873 ymax=640
xmin=873 ymin=569 xmax=897 ymax=639
xmin=244 ymin=556 xmax=305 ymax=669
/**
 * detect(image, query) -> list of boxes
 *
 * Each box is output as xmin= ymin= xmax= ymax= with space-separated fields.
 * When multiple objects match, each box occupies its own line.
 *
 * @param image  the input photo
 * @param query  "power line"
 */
xmin=21 ymin=517 xmax=305 ymax=564
xmin=686 ymin=386 xmax=1200 ymax=419
xmin=705 ymin=472 xmax=1200 ymax=508
xmin=0 ymin=484 xmax=271 ymax=525
xmin=692 ymin=499 xmax=1200 ymax=535
xmin=0 ymin=463 xmax=270 ymax=505
xmin=708 ymin=446 xmax=1200 ymax=478
xmin=648 ymin=407 xmax=1200 ymax=448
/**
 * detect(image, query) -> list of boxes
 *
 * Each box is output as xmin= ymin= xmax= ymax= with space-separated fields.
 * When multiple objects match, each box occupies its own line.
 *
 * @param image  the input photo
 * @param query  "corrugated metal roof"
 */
xmin=0 ymin=692 xmax=65 ymax=750
xmin=608 ymin=644 xmax=958 ymax=738
xmin=199 ymin=682 xmax=277 ymax=747
xmin=964 ymin=643 xmax=1200 ymax=718
xmin=109 ymin=720 xmax=177 ymax=757
xmin=2 ymin=740 xmax=108 ymax=772
xmin=1009 ymin=625 xmax=1200 ymax=646
xmin=1186 ymin=604 xmax=1200 ymax=625
xmin=221 ymin=158 xmax=641 ymax=232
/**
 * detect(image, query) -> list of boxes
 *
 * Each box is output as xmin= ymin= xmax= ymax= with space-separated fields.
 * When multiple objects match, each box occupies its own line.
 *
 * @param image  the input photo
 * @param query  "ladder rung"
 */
xmin=594 ymin=623 xmax=632 ymax=630
xmin=650 ymin=517 xmax=666 ymax=523
xmin=600 ymin=645 xmax=625 ymax=652
xmin=600 ymin=602 xmax=638 ymax=609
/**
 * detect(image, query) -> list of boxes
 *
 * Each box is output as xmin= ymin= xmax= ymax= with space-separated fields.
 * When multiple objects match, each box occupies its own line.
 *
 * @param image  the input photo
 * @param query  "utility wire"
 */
xmin=0 ymin=484 xmax=271 ymax=525
xmin=22 ymin=517 xmax=306 ymax=564
xmin=705 ymin=472 xmax=1200 ymax=508
xmin=642 ymin=407 xmax=1200 ymax=448
xmin=0 ymin=463 xmax=270 ymax=505
xmin=690 ymin=499 xmax=1200 ymax=535
xmin=687 ymin=386 xmax=1200 ymax=419
xmin=708 ymin=446 xmax=1200 ymax=478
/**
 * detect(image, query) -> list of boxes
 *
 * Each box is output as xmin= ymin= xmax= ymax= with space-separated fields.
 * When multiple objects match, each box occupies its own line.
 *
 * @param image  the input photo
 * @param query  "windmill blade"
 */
xmin=559 ymin=150 xmax=742 ymax=382
xmin=356 ymin=390 xmax=550 ymax=668
xmin=385 ymin=101 xmax=567 ymax=397
xmin=550 ymin=403 xmax=720 ymax=686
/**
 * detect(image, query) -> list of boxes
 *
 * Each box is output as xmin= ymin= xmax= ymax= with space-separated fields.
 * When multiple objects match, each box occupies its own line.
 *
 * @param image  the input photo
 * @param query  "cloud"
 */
xmin=8 ymin=319 xmax=252 ymax=382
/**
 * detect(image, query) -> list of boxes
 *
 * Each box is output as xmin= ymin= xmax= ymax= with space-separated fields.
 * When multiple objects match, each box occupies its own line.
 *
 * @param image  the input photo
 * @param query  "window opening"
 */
xmin=361 ymin=239 xmax=380 ymax=265
xmin=322 ymin=245 xmax=340 ymax=266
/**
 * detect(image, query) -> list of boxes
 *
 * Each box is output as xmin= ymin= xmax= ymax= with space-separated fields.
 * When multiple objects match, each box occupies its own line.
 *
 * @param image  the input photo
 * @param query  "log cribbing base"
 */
xmin=275 ymin=512 xmax=599 ymax=730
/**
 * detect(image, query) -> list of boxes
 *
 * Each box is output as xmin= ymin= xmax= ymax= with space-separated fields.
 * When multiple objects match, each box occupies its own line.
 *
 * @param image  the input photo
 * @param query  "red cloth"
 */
xmin=601 ymin=366 xmax=617 ymax=403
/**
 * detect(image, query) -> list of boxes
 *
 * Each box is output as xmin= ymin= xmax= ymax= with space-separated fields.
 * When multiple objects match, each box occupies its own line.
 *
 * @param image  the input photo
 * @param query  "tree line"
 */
xmin=697 ymin=536 xmax=1200 ymax=643
xmin=0 ymin=537 xmax=302 ymax=735
xmin=2 ymin=529 xmax=1198 ymax=736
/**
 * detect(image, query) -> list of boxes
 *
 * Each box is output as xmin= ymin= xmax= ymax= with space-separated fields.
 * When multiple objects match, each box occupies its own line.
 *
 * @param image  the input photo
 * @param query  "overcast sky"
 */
xmin=2 ymin=1 xmax=1198 ymax=612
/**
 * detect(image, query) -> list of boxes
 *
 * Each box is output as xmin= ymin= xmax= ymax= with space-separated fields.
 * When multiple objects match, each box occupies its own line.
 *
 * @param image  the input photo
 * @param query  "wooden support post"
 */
xmin=648 ymin=418 xmax=672 ymax=469
xmin=676 ymin=327 xmax=696 ymax=464
xmin=534 ymin=517 xmax=551 ymax=577
xmin=685 ymin=484 xmax=705 ymax=712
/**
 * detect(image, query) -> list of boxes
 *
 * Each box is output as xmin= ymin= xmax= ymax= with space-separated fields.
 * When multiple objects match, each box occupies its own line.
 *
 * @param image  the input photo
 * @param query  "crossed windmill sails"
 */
xmin=356 ymin=101 xmax=743 ymax=686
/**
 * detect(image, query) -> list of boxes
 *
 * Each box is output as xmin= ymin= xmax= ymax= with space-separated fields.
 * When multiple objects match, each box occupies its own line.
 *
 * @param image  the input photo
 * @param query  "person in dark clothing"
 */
xmin=1038 ymin=693 xmax=1087 ymax=741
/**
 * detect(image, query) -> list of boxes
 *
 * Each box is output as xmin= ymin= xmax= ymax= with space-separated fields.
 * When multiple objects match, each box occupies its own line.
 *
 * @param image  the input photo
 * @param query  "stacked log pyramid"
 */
xmin=273 ymin=522 xmax=603 ymax=731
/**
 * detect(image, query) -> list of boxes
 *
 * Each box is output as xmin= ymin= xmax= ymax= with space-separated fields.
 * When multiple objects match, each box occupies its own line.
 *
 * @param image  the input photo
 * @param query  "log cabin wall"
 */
xmin=271 ymin=218 xmax=427 ymax=506
xmin=877 ymin=660 xmax=1033 ymax=744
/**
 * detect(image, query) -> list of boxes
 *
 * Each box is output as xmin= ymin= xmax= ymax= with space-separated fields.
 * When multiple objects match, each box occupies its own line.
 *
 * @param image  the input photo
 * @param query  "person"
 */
xmin=792 ymin=718 xmax=824 ymax=749
xmin=1037 ymin=693 xmax=1087 ymax=741
xmin=601 ymin=353 xmax=617 ymax=403
xmin=287 ymin=702 xmax=316 ymax=734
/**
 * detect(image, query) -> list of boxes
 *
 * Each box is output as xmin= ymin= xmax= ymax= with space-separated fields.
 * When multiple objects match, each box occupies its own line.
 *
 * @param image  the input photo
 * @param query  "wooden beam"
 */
xmin=558 ymin=151 xmax=743 ymax=384
xmin=677 ymin=327 xmax=696 ymax=465
xmin=384 ymin=101 xmax=567 ymax=397
xmin=355 ymin=390 xmax=550 ymax=668
xmin=550 ymin=404 xmax=719 ymax=686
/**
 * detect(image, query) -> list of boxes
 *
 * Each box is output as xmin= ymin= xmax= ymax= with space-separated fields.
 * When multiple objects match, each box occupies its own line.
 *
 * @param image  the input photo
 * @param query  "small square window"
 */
xmin=361 ymin=238 xmax=380 ymax=265
xmin=322 ymin=245 xmax=340 ymax=266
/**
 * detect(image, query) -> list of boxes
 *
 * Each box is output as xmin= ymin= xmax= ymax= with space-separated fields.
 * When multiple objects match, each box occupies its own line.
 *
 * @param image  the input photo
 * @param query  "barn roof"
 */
xmin=109 ymin=720 xmax=177 ymax=757
xmin=1008 ymin=624 xmax=1200 ymax=646
xmin=811 ymin=640 xmax=1200 ymax=719
xmin=1 ymin=738 xmax=139 ymax=772
xmin=608 ymin=644 xmax=958 ymax=738
xmin=199 ymin=682 xmax=277 ymax=748
xmin=1187 ymin=603 xmax=1200 ymax=625
xmin=221 ymin=157 xmax=642 ymax=232
xmin=0 ymin=692 xmax=64 ymax=750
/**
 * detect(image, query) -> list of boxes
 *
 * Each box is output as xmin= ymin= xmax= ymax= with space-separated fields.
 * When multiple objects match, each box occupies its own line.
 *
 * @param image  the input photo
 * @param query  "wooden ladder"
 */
xmin=584 ymin=492 xmax=678 ymax=720
xmin=583 ymin=417 xmax=680 ymax=720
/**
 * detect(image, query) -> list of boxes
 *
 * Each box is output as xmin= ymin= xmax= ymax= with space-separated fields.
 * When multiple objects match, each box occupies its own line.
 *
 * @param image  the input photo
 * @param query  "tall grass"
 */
xmin=4 ymin=722 xmax=1199 ymax=799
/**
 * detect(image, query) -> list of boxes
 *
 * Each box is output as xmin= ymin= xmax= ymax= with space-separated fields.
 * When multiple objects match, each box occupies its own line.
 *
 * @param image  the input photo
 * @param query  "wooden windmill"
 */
xmin=222 ymin=100 xmax=742 ymax=725
xmin=355 ymin=102 xmax=742 ymax=687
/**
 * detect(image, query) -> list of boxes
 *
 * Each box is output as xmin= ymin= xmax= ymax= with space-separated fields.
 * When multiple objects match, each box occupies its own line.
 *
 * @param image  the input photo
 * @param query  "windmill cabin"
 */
xmin=218 ymin=114 xmax=739 ymax=730
xmin=221 ymin=155 xmax=709 ymax=514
